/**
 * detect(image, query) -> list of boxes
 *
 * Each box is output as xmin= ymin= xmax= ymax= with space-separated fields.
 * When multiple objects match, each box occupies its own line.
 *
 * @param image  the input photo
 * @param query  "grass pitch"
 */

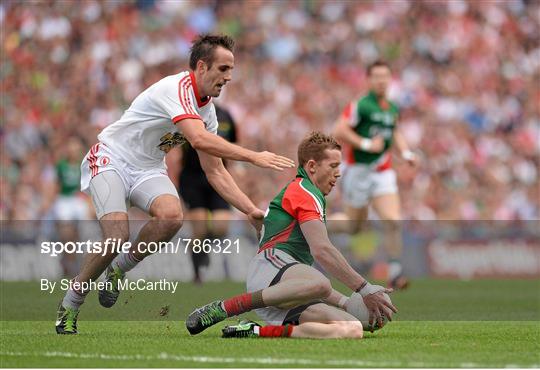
xmin=1 ymin=279 xmax=539 ymax=368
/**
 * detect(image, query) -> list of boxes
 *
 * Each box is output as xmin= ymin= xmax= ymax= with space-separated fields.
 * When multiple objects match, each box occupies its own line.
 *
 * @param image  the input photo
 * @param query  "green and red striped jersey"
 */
xmin=258 ymin=167 xmax=326 ymax=265
xmin=341 ymin=90 xmax=399 ymax=170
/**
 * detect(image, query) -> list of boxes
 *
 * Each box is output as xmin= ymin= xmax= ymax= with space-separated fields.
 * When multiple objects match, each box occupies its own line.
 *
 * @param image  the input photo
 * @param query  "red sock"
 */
xmin=259 ymin=324 xmax=294 ymax=337
xmin=222 ymin=293 xmax=253 ymax=316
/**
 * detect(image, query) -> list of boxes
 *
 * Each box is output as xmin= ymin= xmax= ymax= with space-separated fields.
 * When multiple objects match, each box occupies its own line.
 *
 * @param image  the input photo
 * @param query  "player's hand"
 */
xmin=252 ymin=151 xmax=295 ymax=171
xmin=359 ymin=135 xmax=385 ymax=153
xmin=247 ymin=208 xmax=265 ymax=237
xmin=401 ymin=150 xmax=418 ymax=167
xmin=361 ymin=288 xmax=397 ymax=331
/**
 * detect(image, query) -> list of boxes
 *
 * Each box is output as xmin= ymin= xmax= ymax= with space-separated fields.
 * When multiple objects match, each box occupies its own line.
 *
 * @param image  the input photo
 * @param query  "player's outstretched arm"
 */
xmin=301 ymin=219 xmax=366 ymax=291
xmin=197 ymin=149 xmax=264 ymax=232
xmin=301 ymin=220 xmax=397 ymax=326
xmin=178 ymin=119 xmax=295 ymax=171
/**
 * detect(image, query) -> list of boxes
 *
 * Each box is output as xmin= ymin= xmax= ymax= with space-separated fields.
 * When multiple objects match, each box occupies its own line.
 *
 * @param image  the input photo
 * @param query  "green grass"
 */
xmin=1 ymin=280 xmax=539 ymax=368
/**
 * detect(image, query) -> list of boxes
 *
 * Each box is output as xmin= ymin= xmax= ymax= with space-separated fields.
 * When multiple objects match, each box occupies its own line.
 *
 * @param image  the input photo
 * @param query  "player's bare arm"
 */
xmin=333 ymin=115 xmax=384 ymax=153
xmin=178 ymin=119 xmax=295 ymax=171
xmin=301 ymin=219 xmax=397 ymax=325
xmin=197 ymin=149 xmax=264 ymax=231
xmin=393 ymin=130 xmax=418 ymax=166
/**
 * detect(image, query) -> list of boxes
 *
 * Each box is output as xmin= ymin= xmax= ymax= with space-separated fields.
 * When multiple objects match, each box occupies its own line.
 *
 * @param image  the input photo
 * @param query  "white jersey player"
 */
xmin=80 ymin=70 xmax=220 ymax=216
xmin=56 ymin=34 xmax=295 ymax=335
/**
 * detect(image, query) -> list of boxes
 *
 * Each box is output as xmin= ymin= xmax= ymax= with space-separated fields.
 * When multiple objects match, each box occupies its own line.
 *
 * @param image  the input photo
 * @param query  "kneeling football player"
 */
xmin=186 ymin=132 xmax=397 ymax=339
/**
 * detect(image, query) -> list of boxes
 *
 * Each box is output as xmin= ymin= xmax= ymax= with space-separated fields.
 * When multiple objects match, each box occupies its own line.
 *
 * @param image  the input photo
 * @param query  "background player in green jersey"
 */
xmin=186 ymin=132 xmax=396 ymax=339
xmin=52 ymin=137 xmax=89 ymax=277
xmin=333 ymin=60 xmax=418 ymax=290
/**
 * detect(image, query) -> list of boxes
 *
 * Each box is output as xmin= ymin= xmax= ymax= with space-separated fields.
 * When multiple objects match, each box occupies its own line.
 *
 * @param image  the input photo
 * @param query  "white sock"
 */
xmin=388 ymin=261 xmax=403 ymax=281
xmin=62 ymin=278 xmax=88 ymax=310
xmin=113 ymin=252 xmax=141 ymax=273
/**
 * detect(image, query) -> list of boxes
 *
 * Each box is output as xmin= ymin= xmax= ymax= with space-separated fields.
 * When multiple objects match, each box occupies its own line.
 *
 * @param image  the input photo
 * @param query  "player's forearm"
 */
xmin=325 ymin=289 xmax=349 ymax=309
xmin=393 ymin=131 xmax=410 ymax=154
xmin=333 ymin=121 xmax=364 ymax=149
xmin=205 ymin=167 xmax=257 ymax=215
xmin=313 ymin=245 xmax=366 ymax=292
xmin=191 ymin=133 xmax=255 ymax=163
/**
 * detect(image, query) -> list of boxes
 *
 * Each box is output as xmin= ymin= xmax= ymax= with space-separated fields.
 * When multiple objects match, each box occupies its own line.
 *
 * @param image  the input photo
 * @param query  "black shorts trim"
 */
xmin=269 ymin=262 xmax=299 ymax=287
xmin=282 ymin=300 xmax=324 ymax=326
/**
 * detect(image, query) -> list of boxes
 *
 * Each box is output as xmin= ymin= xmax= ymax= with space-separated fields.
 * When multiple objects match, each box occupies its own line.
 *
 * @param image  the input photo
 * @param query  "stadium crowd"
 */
xmin=2 ymin=0 xmax=539 ymax=221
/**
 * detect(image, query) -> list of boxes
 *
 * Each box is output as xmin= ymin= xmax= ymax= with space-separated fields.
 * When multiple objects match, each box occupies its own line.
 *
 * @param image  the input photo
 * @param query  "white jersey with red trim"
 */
xmin=98 ymin=71 xmax=218 ymax=169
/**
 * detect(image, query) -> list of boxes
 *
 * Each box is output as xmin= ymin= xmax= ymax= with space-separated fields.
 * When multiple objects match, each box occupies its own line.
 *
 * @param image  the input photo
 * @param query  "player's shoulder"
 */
xmin=284 ymin=178 xmax=324 ymax=207
xmin=353 ymin=94 xmax=374 ymax=111
xmin=151 ymin=71 xmax=190 ymax=90
xmin=388 ymin=99 xmax=400 ymax=112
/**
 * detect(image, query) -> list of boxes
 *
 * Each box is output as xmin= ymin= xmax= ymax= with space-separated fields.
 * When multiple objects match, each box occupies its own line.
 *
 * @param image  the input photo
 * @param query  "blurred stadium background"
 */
xmin=1 ymin=0 xmax=539 ymax=283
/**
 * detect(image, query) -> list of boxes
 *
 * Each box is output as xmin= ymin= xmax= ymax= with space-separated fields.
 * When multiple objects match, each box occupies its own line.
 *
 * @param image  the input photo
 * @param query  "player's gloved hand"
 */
xmin=359 ymin=135 xmax=385 ymax=153
xmin=359 ymin=282 xmax=397 ymax=331
xmin=252 ymin=151 xmax=295 ymax=171
xmin=247 ymin=208 xmax=265 ymax=238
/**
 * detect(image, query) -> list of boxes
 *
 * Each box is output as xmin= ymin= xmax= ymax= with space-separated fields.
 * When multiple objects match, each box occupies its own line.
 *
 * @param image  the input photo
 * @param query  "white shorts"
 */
xmin=341 ymin=165 xmax=398 ymax=208
xmin=247 ymin=248 xmax=308 ymax=325
xmin=53 ymin=195 xmax=89 ymax=221
xmin=80 ymin=142 xmax=178 ymax=218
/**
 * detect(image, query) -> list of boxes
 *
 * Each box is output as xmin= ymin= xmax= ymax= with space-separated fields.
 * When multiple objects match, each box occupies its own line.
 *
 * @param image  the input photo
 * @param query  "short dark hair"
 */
xmin=189 ymin=34 xmax=235 ymax=70
xmin=298 ymin=131 xmax=341 ymax=167
xmin=367 ymin=60 xmax=391 ymax=75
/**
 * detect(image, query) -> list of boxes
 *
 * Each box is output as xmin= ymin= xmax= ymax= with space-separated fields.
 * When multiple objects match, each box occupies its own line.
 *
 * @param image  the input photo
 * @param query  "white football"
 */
xmin=345 ymin=292 xmax=392 ymax=331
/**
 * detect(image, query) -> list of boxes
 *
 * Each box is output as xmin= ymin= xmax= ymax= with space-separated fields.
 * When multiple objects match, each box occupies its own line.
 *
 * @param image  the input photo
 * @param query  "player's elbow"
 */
xmin=332 ymin=123 xmax=346 ymax=143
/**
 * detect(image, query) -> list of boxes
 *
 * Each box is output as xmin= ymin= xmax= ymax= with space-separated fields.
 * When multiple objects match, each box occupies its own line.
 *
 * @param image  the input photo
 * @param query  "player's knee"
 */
xmin=335 ymin=321 xmax=363 ymax=339
xmin=153 ymin=207 xmax=183 ymax=231
xmin=306 ymin=278 xmax=332 ymax=299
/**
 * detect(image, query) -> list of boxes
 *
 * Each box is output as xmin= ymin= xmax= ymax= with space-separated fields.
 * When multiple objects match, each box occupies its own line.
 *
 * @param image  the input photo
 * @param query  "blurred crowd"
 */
xmin=2 ymin=0 xmax=539 ymax=221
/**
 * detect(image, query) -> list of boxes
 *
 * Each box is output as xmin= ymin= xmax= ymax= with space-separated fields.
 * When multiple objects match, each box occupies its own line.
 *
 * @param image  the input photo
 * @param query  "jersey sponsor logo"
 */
xmin=369 ymin=126 xmax=393 ymax=140
xmin=218 ymin=121 xmax=231 ymax=135
xmin=370 ymin=112 xmax=395 ymax=126
xmin=158 ymin=132 xmax=186 ymax=153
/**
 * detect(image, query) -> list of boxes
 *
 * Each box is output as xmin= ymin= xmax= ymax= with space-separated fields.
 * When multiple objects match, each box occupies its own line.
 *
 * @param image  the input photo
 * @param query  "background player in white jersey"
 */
xmin=55 ymin=34 xmax=295 ymax=334
xmin=333 ymin=61 xmax=418 ymax=290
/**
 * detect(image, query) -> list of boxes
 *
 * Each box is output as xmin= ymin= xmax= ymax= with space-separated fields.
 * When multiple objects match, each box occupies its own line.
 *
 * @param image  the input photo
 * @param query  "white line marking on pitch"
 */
xmin=0 ymin=351 xmax=538 ymax=368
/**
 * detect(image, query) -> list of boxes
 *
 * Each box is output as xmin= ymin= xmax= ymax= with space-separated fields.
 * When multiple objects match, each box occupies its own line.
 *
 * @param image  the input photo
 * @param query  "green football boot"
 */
xmin=98 ymin=263 xmax=125 ymax=308
xmin=222 ymin=320 xmax=261 ymax=338
xmin=186 ymin=301 xmax=228 ymax=335
xmin=55 ymin=302 xmax=79 ymax=334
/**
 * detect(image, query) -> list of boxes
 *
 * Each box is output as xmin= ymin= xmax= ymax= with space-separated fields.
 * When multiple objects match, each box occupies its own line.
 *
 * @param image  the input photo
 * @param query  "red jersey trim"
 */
xmin=172 ymin=114 xmax=202 ymax=124
xmin=282 ymin=179 xmax=323 ymax=223
xmin=375 ymin=152 xmax=392 ymax=172
xmin=181 ymin=79 xmax=198 ymax=116
xmin=344 ymin=144 xmax=355 ymax=164
xmin=178 ymin=76 xmax=197 ymax=116
xmin=189 ymin=71 xmax=212 ymax=108
xmin=258 ymin=220 xmax=296 ymax=253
